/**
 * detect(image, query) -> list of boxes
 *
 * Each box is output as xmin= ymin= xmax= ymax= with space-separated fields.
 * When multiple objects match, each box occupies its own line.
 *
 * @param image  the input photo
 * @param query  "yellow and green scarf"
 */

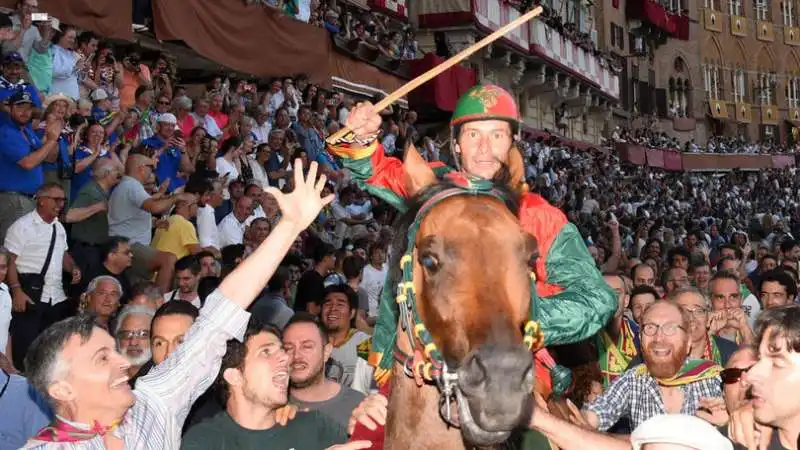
xmin=635 ymin=359 xmax=722 ymax=386
xmin=597 ymin=318 xmax=639 ymax=387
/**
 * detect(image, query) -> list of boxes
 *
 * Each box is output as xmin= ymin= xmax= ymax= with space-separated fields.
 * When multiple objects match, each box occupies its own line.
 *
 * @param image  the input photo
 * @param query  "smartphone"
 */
xmin=31 ymin=13 xmax=49 ymax=22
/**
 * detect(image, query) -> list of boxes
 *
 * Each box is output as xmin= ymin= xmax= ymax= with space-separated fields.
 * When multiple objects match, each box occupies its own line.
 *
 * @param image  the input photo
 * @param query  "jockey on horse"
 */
xmin=328 ymin=83 xmax=616 ymax=431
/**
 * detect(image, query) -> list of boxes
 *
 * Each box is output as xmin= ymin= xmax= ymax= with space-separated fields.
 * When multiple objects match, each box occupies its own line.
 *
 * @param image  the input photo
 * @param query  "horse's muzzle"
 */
xmin=455 ymin=344 xmax=534 ymax=442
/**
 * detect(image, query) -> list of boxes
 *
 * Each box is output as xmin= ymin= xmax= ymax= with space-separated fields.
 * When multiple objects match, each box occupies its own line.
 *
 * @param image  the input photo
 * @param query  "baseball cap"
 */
xmin=631 ymin=414 xmax=732 ymax=450
xmin=3 ymin=52 xmax=24 ymax=65
xmin=90 ymin=88 xmax=109 ymax=101
xmin=158 ymin=113 xmax=177 ymax=124
xmin=7 ymin=90 xmax=33 ymax=105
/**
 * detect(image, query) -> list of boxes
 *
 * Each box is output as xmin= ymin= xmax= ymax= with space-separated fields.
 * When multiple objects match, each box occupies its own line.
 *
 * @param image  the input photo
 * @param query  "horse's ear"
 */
xmin=508 ymin=145 xmax=525 ymax=187
xmin=404 ymin=143 xmax=437 ymax=196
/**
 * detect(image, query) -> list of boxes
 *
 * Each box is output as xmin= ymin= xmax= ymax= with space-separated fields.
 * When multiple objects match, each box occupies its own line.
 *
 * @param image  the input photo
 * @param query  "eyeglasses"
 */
xmin=682 ymin=307 xmax=708 ymax=317
xmin=721 ymin=365 xmax=753 ymax=385
xmin=641 ymin=323 xmax=686 ymax=336
xmin=118 ymin=329 xmax=150 ymax=340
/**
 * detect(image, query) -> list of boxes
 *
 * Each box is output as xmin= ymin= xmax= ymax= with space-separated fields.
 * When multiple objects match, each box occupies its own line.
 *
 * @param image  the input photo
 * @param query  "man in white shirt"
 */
xmin=186 ymin=179 xmax=222 ymax=257
xmin=190 ymin=97 xmax=222 ymax=138
xmin=164 ymin=256 xmax=202 ymax=308
xmin=218 ymin=195 xmax=255 ymax=248
xmin=4 ymin=183 xmax=80 ymax=369
xmin=252 ymin=105 xmax=272 ymax=145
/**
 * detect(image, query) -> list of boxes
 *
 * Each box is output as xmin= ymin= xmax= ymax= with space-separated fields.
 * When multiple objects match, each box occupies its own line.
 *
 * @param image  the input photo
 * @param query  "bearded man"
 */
xmin=581 ymin=300 xmax=723 ymax=431
xmin=114 ymin=305 xmax=154 ymax=378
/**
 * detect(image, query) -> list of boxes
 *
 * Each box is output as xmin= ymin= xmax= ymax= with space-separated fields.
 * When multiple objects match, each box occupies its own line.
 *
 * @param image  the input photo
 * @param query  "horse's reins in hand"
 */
xmin=391 ymin=179 xmax=546 ymax=426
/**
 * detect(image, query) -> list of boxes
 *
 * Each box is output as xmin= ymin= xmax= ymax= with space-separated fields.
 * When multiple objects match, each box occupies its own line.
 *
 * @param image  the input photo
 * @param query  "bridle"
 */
xmin=391 ymin=177 xmax=545 ymax=427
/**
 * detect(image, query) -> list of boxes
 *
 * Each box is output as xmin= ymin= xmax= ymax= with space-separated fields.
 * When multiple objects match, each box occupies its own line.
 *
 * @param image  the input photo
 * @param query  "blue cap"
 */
xmin=7 ymin=90 xmax=32 ymax=105
xmin=3 ymin=52 xmax=23 ymax=64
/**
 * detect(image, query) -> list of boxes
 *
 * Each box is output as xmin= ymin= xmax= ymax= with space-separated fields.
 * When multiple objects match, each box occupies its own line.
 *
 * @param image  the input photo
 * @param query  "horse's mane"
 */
xmin=386 ymin=166 xmax=521 ymax=293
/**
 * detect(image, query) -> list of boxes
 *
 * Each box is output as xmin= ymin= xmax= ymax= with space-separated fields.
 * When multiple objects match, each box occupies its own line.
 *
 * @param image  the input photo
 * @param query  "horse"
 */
xmin=381 ymin=146 xmax=544 ymax=450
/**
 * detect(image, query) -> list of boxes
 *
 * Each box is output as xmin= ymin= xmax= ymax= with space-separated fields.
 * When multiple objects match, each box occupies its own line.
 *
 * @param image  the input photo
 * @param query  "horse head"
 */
xmin=391 ymin=145 xmax=539 ymax=446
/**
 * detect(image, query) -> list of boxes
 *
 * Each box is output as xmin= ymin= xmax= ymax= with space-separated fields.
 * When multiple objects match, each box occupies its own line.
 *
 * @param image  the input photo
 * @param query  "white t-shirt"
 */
xmin=0 ymin=283 xmax=11 ymax=353
xmin=165 ymin=290 xmax=201 ymax=309
xmin=215 ymin=157 xmax=239 ymax=200
xmin=196 ymin=204 xmax=220 ymax=250
xmin=360 ymin=264 xmax=387 ymax=318
xmin=218 ymin=213 xmax=255 ymax=248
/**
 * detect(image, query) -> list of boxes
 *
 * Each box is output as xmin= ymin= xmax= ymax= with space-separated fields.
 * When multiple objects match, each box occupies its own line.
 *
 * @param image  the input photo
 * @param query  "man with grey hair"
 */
xmin=5 ymin=183 xmax=80 ymax=370
xmin=67 ymin=158 xmax=122 ymax=273
xmin=81 ymin=275 xmax=123 ymax=331
xmin=669 ymin=287 xmax=738 ymax=366
xmin=252 ymin=105 xmax=272 ymax=145
xmin=114 ymin=304 xmax=154 ymax=377
xmin=190 ymin=97 xmax=222 ymax=138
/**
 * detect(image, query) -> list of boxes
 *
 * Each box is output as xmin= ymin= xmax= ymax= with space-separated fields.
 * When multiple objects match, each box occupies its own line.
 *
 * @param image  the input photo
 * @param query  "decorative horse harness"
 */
xmin=390 ymin=179 xmax=546 ymax=426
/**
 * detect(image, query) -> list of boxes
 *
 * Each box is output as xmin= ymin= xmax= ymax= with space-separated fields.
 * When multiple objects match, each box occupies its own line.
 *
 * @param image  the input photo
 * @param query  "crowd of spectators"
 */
xmin=2 ymin=0 xmax=800 ymax=449
xmin=608 ymin=125 xmax=797 ymax=154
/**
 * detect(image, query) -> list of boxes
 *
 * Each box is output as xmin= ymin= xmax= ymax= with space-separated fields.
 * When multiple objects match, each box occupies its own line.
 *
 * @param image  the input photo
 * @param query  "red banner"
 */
xmin=645 ymin=148 xmax=665 ymax=168
xmin=664 ymin=150 xmax=683 ymax=171
xmin=772 ymin=155 xmax=796 ymax=168
xmin=616 ymin=142 xmax=646 ymax=165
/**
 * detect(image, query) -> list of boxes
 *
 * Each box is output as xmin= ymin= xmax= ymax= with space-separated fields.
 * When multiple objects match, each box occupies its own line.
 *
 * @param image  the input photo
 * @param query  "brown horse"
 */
xmin=384 ymin=147 xmax=539 ymax=449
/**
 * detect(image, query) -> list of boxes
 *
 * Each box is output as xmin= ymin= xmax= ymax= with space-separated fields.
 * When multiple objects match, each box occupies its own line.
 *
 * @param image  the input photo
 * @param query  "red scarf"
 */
xmin=28 ymin=417 xmax=120 ymax=443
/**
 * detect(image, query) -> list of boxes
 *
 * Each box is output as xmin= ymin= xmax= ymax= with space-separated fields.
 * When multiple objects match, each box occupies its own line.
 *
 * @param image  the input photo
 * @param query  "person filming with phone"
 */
xmin=142 ymin=114 xmax=193 ymax=193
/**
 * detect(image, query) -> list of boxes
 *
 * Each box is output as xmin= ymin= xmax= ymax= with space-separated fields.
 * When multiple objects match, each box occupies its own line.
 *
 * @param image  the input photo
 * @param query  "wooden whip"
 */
xmin=326 ymin=5 xmax=544 ymax=145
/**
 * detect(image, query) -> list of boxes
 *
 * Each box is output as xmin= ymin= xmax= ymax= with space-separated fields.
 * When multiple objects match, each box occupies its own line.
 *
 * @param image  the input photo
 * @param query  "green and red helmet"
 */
xmin=449 ymin=83 xmax=520 ymax=130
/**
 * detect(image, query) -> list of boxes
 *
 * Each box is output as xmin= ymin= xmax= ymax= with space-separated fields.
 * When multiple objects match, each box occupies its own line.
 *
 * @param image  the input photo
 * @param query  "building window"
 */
xmin=788 ymin=77 xmax=800 ymax=108
xmin=669 ymin=0 xmax=685 ymax=13
xmin=755 ymin=0 xmax=770 ymax=21
xmin=729 ymin=0 xmax=741 ymax=16
xmin=705 ymin=0 xmax=718 ymax=10
xmin=733 ymin=68 xmax=747 ymax=103
xmin=632 ymin=63 xmax=640 ymax=113
xmin=783 ymin=1 xmax=795 ymax=27
xmin=756 ymin=72 xmax=776 ymax=105
xmin=704 ymin=64 xmax=721 ymax=100
xmin=669 ymin=78 xmax=690 ymax=117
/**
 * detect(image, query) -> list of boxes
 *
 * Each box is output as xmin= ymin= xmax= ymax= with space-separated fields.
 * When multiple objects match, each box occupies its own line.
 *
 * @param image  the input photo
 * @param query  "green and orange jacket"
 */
xmin=331 ymin=141 xmax=617 ymax=378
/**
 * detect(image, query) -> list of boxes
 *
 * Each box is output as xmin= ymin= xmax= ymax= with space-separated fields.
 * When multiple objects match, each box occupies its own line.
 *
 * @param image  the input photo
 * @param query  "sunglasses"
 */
xmin=720 ymin=365 xmax=753 ymax=385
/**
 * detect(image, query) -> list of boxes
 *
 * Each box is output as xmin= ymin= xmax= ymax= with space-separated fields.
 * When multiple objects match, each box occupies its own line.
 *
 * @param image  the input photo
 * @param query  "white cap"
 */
xmin=631 ymin=415 xmax=733 ymax=450
xmin=90 ymin=88 xmax=108 ymax=101
xmin=158 ymin=113 xmax=177 ymax=124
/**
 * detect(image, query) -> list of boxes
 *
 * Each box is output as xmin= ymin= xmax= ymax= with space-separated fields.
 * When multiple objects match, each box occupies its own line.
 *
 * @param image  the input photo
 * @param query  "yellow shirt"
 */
xmin=151 ymin=215 xmax=198 ymax=260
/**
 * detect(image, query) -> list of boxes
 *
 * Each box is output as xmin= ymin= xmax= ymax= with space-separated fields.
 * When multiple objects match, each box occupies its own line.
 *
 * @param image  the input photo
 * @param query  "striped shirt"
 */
xmin=23 ymin=290 xmax=250 ymax=450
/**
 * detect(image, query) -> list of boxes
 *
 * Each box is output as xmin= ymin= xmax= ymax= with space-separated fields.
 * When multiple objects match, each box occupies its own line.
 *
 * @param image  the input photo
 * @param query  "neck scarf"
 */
xmin=635 ymin=359 xmax=722 ymax=386
xmin=703 ymin=333 xmax=722 ymax=364
xmin=29 ymin=416 xmax=121 ymax=443
xmin=597 ymin=318 xmax=639 ymax=387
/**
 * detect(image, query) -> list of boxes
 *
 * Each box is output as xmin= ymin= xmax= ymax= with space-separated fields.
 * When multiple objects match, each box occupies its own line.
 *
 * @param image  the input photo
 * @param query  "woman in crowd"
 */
xmin=51 ymin=25 xmax=82 ymax=100
xmin=92 ymin=43 xmax=124 ymax=111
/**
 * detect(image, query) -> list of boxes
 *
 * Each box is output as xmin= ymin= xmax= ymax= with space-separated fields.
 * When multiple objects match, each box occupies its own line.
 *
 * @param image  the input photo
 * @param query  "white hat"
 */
xmin=158 ymin=113 xmax=177 ymax=124
xmin=631 ymin=415 xmax=732 ymax=450
xmin=90 ymin=88 xmax=108 ymax=101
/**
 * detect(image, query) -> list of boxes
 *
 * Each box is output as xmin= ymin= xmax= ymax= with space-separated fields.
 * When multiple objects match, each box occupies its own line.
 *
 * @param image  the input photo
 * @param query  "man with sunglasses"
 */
xmin=4 ymin=183 xmax=80 ymax=369
xmin=720 ymin=346 xmax=757 ymax=415
xmin=582 ymin=300 xmax=723 ymax=431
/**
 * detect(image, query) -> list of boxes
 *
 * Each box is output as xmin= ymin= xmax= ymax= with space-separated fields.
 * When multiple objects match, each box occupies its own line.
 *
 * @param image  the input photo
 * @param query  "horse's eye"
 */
xmin=420 ymin=253 xmax=440 ymax=273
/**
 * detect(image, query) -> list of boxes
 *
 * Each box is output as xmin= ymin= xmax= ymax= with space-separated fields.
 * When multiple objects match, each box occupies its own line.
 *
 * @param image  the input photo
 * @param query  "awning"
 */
xmin=331 ymin=77 xmax=408 ymax=108
xmin=0 ymin=0 xmax=132 ymax=40
xmin=153 ymin=0 xmax=331 ymax=85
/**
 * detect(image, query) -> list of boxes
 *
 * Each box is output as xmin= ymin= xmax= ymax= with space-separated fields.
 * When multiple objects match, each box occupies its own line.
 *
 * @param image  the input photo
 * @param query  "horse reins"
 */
xmin=391 ymin=179 xmax=546 ymax=426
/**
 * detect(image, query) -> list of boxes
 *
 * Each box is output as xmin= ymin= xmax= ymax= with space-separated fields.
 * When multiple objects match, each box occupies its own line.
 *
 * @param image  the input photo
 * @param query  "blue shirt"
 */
xmin=71 ymin=146 xmax=113 ymax=201
xmin=292 ymin=122 xmax=325 ymax=163
xmin=0 ymin=118 xmax=44 ymax=195
xmin=0 ymin=370 xmax=52 ymax=450
xmin=0 ymin=77 xmax=42 ymax=108
xmin=142 ymin=135 xmax=185 ymax=192
xmin=37 ymin=130 xmax=71 ymax=176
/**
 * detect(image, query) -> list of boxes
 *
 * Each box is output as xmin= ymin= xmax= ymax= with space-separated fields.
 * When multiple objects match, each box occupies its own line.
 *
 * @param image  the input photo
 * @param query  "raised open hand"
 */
xmin=265 ymin=160 xmax=334 ymax=233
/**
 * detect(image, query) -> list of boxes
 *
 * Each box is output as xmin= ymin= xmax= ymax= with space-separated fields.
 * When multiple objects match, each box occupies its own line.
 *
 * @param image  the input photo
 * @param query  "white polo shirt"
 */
xmin=4 ymin=211 xmax=68 ymax=305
